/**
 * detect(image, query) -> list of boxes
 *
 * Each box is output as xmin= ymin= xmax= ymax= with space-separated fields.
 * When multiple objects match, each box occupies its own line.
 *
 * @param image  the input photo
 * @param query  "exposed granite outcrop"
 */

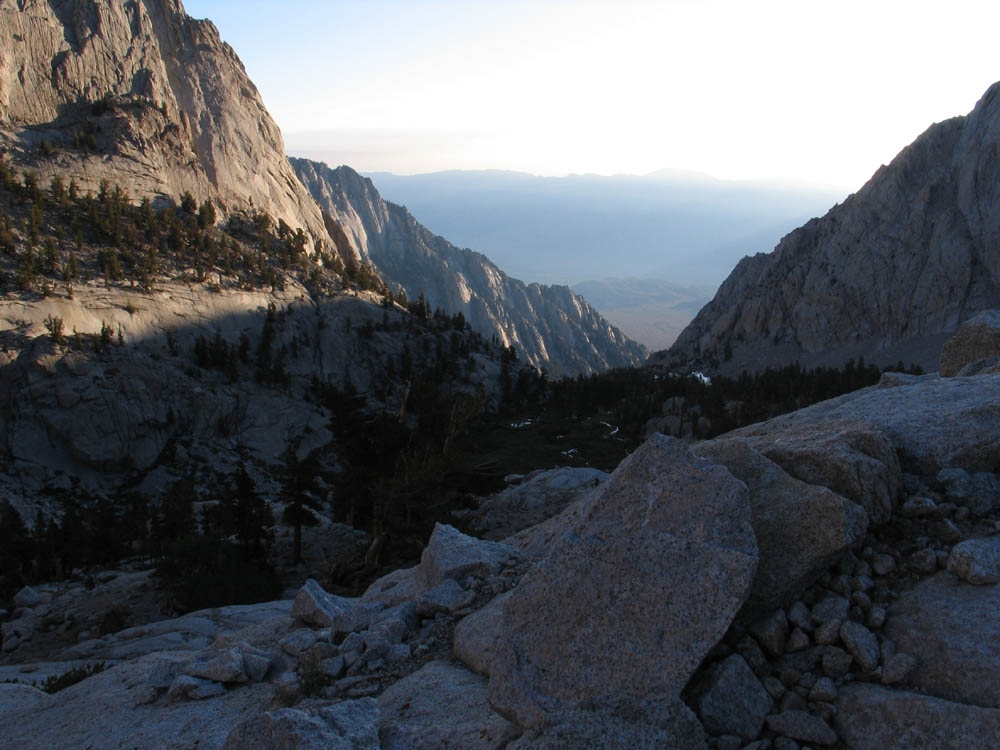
xmin=660 ymin=81 xmax=1000 ymax=375
xmin=290 ymin=159 xmax=647 ymax=377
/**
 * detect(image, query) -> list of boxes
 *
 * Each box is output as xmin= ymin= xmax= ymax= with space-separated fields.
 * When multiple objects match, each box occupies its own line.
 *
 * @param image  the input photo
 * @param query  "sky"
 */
xmin=184 ymin=0 xmax=1000 ymax=190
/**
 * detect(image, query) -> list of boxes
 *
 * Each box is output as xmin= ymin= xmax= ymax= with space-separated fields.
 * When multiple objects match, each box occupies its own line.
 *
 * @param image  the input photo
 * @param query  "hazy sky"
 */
xmin=184 ymin=0 xmax=999 ymax=190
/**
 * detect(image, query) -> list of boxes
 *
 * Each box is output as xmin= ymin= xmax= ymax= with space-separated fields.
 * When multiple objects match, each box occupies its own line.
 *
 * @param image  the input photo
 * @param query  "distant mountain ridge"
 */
xmin=291 ymin=159 xmax=647 ymax=377
xmin=353 ymin=168 xmax=845 ymax=287
xmin=661 ymin=81 xmax=1000 ymax=375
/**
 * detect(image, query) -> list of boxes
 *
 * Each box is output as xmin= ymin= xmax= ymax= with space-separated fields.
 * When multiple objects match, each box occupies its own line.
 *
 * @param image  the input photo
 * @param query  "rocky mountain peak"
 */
xmin=0 ymin=0 xmax=331 ymax=247
xmin=661 ymin=80 xmax=1000 ymax=375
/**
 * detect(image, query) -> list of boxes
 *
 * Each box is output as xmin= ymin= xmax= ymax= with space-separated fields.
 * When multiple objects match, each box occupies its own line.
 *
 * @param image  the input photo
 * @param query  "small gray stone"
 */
xmin=168 ymin=674 xmax=223 ymax=701
xmin=935 ymin=519 xmax=964 ymax=544
xmin=386 ymin=643 xmax=411 ymax=664
xmin=693 ymin=654 xmax=774 ymax=740
xmin=321 ymin=655 xmax=346 ymax=679
xmin=809 ymin=676 xmax=838 ymax=702
xmin=415 ymin=578 xmax=476 ymax=618
xmin=823 ymin=647 xmax=853 ymax=678
xmin=840 ymin=622 xmax=880 ymax=672
xmin=280 ymin=629 xmax=317 ymax=657
xmin=909 ymin=548 xmax=938 ymax=574
xmin=901 ymin=496 xmax=937 ymax=517
xmin=243 ymin=653 xmax=272 ymax=682
xmin=786 ymin=628 xmax=810 ymax=653
xmin=751 ymin=610 xmax=789 ymax=658
xmin=13 ymin=586 xmax=42 ymax=609
xmin=738 ymin=636 xmax=771 ymax=676
xmin=765 ymin=710 xmax=837 ymax=746
xmin=811 ymin=595 xmax=849 ymax=625
xmin=852 ymin=591 xmax=872 ymax=612
xmin=779 ymin=691 xmax=808 ymax=712
xmin=787 ymin=602 xmax=812 ymax=632
xmin=417 ymin=523 xmax=519 ymax=590
xmin=184 ymin=647 xmax=248 ymax=683
xmin=340 ymin=632 xmax=364 ymax=653
xmin=866 ymin=606 xmax=887 ymax=629
xmin=881 ymin=653 xmax=918 ymax=685
xmin=291 ymin=579 xmax=358 ymax=629
xmin=870 ymin=554 xmax=897 ymax=576
xmin=763 ymin=675 xmax=785 ymax=699
xmin=813 ymin=619 xmax=842 ymax=646
xmin=947 ymin=537 xmax=1000 ymax=584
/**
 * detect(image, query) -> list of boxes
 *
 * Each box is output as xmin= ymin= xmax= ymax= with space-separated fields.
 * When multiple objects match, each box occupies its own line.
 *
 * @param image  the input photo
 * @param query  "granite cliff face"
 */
xmin=662 ymin=81 xmax=1000 ymax=375
xmin=291 ymin=159 xmax=647 ymax=378
xmin=0 ymin=0 xmax=332 ymax=247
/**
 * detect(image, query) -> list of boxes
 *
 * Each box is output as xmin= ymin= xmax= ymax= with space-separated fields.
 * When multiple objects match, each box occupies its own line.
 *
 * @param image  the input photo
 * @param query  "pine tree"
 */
xmin=281 ymin=442 xmax=323 ymax=565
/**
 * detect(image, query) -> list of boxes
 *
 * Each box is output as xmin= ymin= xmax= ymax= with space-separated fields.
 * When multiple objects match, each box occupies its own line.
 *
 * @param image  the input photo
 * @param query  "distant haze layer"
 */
xmin=305 ymin=168 xmax=845 ymax=349
xmin=349 ymin=169 xmax=846 ymax=288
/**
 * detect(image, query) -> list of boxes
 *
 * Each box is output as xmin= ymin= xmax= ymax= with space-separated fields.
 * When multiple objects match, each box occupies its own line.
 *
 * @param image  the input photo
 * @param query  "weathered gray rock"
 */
xmin=692 ymin=654 xmax=773 ymax=740
xmin=835 ymin=683 xmax=1000 ymax=750
xmin=168 ymin=674 xmax=225 ymax=701
xmin=695 ymin=439 xmax=867 ymax=615
xmin=222 ymin=698 xmax=381 ymax=750
xmin=488 ymin=435 xmax=758 ymax=729
xmin=291 ymin=579 xmax=358 ymax=629
xmin=886 ymin=572 xmax=1000 ymax=707
xmin=811 ymin=594 xmax=850 ymax=624
xmin=737 ymin=420 xmax=901 ymax=525
xmin=900 ymin=495 xmax=938 ymax=517
xmin=749 ymin=610 xmax=790 ymax=658
xmin=940 ymin=310 xmax=1000 ymax=377
xmin=937 ymin=467 xmax=1000 ymax=515
xmin=453 ymin=591 xmax=510 ymax=676
xmin=839 ymin=621 xmax=880 ymax=673
xmin=415 ymin=579 xmax=476 ymax=618
xmin=0 ymin=0 xmax=334 ymax=250
xmin=662 ymin=83 xmax=1000 ymax=378
xmin=378 ymin=661 xmax=517 ymax=749
xmin=13 ymin=585 xmax=42 ymax=609
xmin=184 ymin=647 xmax=248 ymax=684
xmin=506 ymin=699 xmax=707 ymax=749
xmin=719 ymin=374 xmax=1000 ymax=477
xmin=881 ymin=652 xmax=918 ymax=685
xmin=822 ymin=647 xmax=853 ymax=679
xmin=417 ymin=524 xmax=519 ymax=591
xmin=280 ymin=629 xmax=318 ymax=657
xmin=947 ymin=537 xmax=1000 ymax=584
xmin=765 ymin=710 xmax=837 ymax=746
xmin=461 ymin=467 xmax=609 ymax=540
xmin=361 ymin=567 xmax=421 ymax=608
xmin=809 ymin=676 xmax=838 ymax=702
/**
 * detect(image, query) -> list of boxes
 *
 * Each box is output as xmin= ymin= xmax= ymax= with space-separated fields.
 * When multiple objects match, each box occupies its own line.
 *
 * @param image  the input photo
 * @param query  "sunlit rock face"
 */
xmin=661 ymin=81 xmax=1000 ymax=376
xmin=0 ymin=0 xmax=330 ymax=245
xmin=291 ymin=159 xmax=647 ymax=378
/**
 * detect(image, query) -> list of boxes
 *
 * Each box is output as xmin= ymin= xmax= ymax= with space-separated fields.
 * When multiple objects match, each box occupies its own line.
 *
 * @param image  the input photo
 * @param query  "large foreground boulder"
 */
xmin=835 ymin=683 xmax=1000 ymax=749
xmin=488 ymin=435 xmax=758 ymax=730
xmin=694 ymin=438 xmax=868 ymax=615
xmin=737 ymin=420 xmax=901 ymax=525
xmin=726 ymin=373 xmax=1000 ymax=475
xmin=885 ymin=573 xmax=1000 ymax=708
xmin=222 ymin=699 xmax=380 ymax=749
xmin=378 ymin=660 xmax=517 ymax=749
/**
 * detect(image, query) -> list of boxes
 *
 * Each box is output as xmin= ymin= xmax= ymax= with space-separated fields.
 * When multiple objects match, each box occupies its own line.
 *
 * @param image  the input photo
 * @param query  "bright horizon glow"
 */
xmin=184 ymin=0 xmax=999 ymax=191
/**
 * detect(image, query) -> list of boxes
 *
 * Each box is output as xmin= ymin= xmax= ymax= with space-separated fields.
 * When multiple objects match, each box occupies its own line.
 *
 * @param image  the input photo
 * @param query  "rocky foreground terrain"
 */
xmin=2 ymin=316 xmax=998 ymax=748
xmin=661 ymin=80 xmax=1000 ymax=376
